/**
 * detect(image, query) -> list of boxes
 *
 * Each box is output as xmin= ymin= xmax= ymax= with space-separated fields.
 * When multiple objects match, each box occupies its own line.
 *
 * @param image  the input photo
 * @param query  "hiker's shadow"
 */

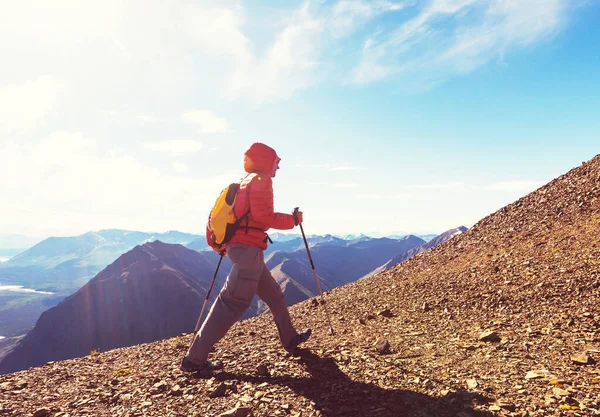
xmin=216 ymin=348 xmax=495 ymax=417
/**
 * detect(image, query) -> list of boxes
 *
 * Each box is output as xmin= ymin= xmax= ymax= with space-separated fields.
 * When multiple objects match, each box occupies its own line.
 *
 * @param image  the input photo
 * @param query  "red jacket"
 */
xmin=207 ymin=143 xmax=295 ymax=251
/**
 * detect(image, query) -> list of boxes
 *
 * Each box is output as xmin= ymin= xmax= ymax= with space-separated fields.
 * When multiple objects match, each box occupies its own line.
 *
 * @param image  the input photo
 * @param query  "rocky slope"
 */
xmin=0 ymin=155 xmax=599 ymax=417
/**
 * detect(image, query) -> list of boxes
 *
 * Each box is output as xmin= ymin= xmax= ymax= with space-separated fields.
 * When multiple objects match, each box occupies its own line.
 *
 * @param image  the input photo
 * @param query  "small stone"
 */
xmin=525 ymin=370 xmax=548 ymax=379
xmin=171 ymin=385 xmax=183 ymax=396
xmin=496 ymin=399 xmax=516 ymax=411
xmin=570 ymin=353 xmax=593 ymax=365
xmin=377 ymin=308 xmax=393 ymax=318
xmin=219 ymin=407 xmax=250 ymax=417
xmin=141 ymin=401 xmax=152 ymax=407
xmin=553 ymin=387 xmax=569 ymax=397
xmin=152 ymin=381 xmax=169 ymax=392
xmin=110 ymin=379 xmax=119 ymax=386
xmin=257 ymin=364 xmax=270 ymax=376
xmin=209 ymin=383 xmax=228 ymax=398
xmin=466 ymin=379 xmax=478 ymax=389
xmin=422 ymin=302 xmax=431 ymax=312
xmin=375 ymin=338 xmax=390 ymax=354
xmin=33 ymin=409 xmax=50 ymax=417
xmin=479 ymin=330 xmax=501 ymax=343
xmin=489 ymin=405 xmax=501 ymax=411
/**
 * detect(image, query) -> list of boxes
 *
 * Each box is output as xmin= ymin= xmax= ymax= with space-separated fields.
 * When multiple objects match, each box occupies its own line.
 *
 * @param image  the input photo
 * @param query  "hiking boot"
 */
xmin=180 ymin=356 xmax=224 ymax=375
xmin=285 ymin=328 xmax=312 ymax=352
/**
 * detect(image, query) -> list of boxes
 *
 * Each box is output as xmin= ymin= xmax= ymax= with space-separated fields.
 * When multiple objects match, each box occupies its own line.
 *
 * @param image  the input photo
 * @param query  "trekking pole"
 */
xmin=294 ymin=207 xmax=335 ymax=335
xmin=193 ymin=252 xmax=225 ymax=334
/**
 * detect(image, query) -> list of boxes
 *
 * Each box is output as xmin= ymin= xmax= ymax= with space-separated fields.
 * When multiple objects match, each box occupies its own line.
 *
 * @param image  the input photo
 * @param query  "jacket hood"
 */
xmin=244 ymin=143 xmax=280 ymax=176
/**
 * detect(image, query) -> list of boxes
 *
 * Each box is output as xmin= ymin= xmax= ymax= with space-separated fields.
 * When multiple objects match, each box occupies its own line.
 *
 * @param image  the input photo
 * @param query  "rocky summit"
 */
xmin=1 ymin=154 xmax=599 ymax=416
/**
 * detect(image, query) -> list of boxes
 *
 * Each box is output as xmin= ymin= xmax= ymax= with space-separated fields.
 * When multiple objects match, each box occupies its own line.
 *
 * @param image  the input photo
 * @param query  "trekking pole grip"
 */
xmin=293 ymin=207 xmax=300 ymax=226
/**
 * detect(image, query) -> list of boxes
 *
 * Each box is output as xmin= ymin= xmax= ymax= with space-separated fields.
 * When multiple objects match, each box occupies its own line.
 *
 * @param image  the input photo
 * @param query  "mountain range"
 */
xmin=0 ymin=242 xmax=229 ymax=375
xmin=0 ymin=230 xmax=464 ymax=373
xmin=0 ymin=230 xmax=203 ymax=341
xmin=0 ymin=228 xmax=453 ymax=341
xmin=257 ymin=235 xmax=425 ymax=315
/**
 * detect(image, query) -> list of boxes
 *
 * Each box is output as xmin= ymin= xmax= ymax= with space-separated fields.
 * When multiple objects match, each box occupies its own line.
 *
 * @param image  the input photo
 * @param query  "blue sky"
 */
xmin=0 ymin=0 xmax=598 ymax=238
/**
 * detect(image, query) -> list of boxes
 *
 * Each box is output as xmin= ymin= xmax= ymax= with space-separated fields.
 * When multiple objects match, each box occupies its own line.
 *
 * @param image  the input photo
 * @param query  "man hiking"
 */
xmin=181 ymin=142 xmax=312 ymax=374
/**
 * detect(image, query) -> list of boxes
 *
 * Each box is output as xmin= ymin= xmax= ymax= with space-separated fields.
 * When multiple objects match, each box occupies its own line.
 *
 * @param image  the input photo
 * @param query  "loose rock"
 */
xmin=209 ymin=383 xmax=229 ymax=398
xmin=375 ymin=338 xmax=390 ymax=354
xmin=478 ymin=330 xmax=500 ymax=342
xmin=570 ymin=353 xmax=593 ymax=365
xmin=219 ymin=407 xmax=250 ymax=417
xmin=257 ymin=364 xmax=270 ymax=376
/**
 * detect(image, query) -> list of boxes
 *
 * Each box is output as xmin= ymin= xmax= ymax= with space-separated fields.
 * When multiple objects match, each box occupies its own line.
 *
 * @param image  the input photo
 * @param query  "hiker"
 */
xmin=181 ymin=142 xmax=312 ymax=374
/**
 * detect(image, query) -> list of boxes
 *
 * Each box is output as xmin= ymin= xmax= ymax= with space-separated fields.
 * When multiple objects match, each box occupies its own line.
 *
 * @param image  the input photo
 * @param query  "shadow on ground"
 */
xmin=210 ymin=348 xmax=495 ymax=417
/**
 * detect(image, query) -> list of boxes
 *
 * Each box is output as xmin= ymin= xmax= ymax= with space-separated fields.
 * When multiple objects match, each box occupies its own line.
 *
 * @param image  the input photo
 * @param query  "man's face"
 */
xmin=272 ymin=158 xmax=280 ymax=177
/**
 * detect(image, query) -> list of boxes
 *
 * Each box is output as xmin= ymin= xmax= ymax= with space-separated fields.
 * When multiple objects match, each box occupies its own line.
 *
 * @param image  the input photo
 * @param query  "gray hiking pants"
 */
xmin=186 ymin=243 xmax=297 ymax=364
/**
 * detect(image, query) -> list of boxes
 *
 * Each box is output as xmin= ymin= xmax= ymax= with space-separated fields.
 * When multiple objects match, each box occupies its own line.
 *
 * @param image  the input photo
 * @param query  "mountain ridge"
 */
xmin=0 ymin=241 xmax=231 ymax=375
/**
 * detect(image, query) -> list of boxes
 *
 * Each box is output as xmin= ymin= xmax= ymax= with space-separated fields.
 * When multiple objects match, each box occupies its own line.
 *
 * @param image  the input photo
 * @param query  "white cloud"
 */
xmin=0 ymin=0 xmax=122 ymax=45
xmin=226 ymin=2 xmax=325 ymax=103
xmin=479 ymin=180 xmax=542 ymax=191
xmin=136 ymin=115 xmax=167 ymax=124
xmin=295 ymin=163 xmax=330 ymax=169
xmin=0 ymin=131 xmax=237 ymax=236
xmin=181 ymin=110 xmax=229 ymax=133
xmin=405 ymin=180 xmax=542 ymax=193
xmin=144 ymin=139 xmax=204 ymax=155
xmin=181 ymin=4 xmax=252 ymax=65
xmin=329 ymin=165 xmax=363 ymax=171
xmin=173 ymin=162 xmax=189 ymax=173
xmin=351 ymin=0 xmax=568 ymax=85
xmin=0 ymin=76 xmax=63 ymax=134
xmin=109 ymin=33 xmax=131 ymax=58
xmin=355 ymin=193 xmax=414 ymax=199
xmin=408 ymin=182 xmax=470 ymax=192
xmin=437 ymin=0 xmax=565 ymax=74
xmin=330 ymin=0 xmax=407 ymax=38
xmin=295 ymin=163 xmax=363 ymax=171
xmin=335 ymin=182 xmax=360 ymax=188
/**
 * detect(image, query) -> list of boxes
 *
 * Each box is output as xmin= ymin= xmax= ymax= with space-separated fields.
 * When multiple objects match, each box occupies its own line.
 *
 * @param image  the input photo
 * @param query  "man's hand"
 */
xmin=293 ymin=208 xmax=303 ymax=226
